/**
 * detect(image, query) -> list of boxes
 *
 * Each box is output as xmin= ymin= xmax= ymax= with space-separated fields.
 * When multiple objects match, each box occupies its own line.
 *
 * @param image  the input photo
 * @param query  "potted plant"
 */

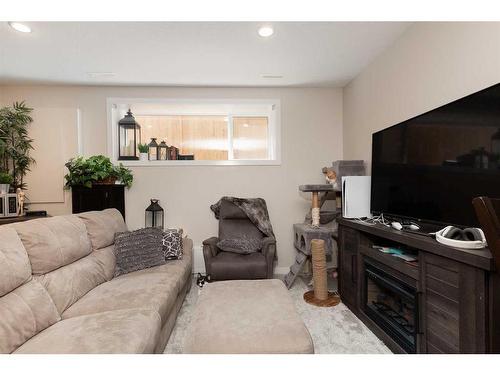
xmin=0 ymin=171 xmax=13 ymax=194
xmin=113 ymin=164 xmax=133 ymax=188
xmin=0 ymin=102 xmax=35 ymax=190
xmin=138 ymin=143 xmax=149 ymax=161
xmin=64 ymin=155 xmax=133 ymax=189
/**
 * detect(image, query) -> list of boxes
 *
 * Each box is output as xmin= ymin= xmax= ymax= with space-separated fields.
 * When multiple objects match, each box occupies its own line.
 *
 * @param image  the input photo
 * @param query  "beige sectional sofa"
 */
xmin=0 ymin=208 xmax=193 ymax=354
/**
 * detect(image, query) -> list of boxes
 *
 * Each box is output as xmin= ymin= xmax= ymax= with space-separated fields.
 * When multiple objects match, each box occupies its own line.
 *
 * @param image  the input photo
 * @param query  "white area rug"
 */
xmin=164 ymin=277 xmax=391 ymax=354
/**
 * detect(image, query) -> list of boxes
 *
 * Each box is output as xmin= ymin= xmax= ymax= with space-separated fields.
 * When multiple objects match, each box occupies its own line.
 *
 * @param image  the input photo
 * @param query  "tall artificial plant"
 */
xmin=0 ymin=102 xmax=35 ymax=189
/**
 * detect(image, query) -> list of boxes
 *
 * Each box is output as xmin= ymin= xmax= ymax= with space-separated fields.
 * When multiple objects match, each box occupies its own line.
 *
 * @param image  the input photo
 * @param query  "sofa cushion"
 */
xmin=36 ymin=245 xmax=116 ymax=314
xmin=62 ymin=270 xmax=177 ymax=324
xmin=0 ymin=280 xmax=61 ymax=353
xmin=120 ymin=237 xmax=193 ymax=294
xmin=62 ymin=238 xmax=193 ymax=323
xmin=78 ymin=208 xmax=127 ymax=250
xmin=0 ymin=226 xmax=31 ymax=297
xmin=14 ymin=309 xmax=160 ymax=354
xmin=114 ymin=227 xmax=166 ymax=277
xmin=13 ymin=215 xmax=91 ymax=275
xmin=162 ymin=229 xmax=183 ymax=260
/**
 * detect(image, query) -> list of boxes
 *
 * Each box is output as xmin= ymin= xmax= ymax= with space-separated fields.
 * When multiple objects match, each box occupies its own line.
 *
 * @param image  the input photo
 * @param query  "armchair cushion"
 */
xmin=217 ymin=237 xmax=262 ymax=255
xmin=210 ymin=252 xmax=267 ymax=280
xmin=219 ymin=200 xmax=248 ymax=220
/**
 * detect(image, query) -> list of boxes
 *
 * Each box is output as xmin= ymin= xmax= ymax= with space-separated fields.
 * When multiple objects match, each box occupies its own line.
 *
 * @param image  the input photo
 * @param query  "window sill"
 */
xmin=117 ymin=159 xmax=282 ymax=167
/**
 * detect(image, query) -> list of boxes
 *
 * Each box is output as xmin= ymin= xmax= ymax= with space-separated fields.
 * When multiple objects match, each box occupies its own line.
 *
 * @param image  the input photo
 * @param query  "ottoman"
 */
xmin=184 ymin=279 xmax=314 ymax=354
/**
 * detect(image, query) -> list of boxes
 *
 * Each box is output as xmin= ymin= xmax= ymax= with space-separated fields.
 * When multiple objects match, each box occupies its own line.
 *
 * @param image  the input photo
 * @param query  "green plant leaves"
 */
xmin=0 ymin=172 xmax=14 ymax=184
xmin=64 ymin=155 xmax=134 ymax=189
xmin=0 ymin=101 xmax=35 ymax=189
xmin=138 ymin=143 xmax=149 ymax=153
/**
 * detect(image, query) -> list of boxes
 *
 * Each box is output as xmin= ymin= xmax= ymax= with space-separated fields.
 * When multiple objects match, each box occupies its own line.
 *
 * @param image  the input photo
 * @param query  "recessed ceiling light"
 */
xmin=261 ymin=74 xmax=283 ymax=79
xmin=258 ymin=26 xmax=274 ymax=38
xmin=87 ymin=72 xmax=116 ymax=78
xmin=8 ymin=22 xmax=31 ymax=33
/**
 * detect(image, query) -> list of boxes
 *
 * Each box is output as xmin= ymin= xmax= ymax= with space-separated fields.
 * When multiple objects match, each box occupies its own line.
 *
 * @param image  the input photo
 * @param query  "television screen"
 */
xmin=371 ymin=83 xmax=500 ymax=227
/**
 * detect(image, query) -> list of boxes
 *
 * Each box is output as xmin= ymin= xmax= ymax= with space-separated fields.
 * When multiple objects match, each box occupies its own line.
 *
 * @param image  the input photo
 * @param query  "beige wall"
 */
xmin=343 ymin=22 xmax=500 ymax=170
xmin=1 ymin=85 xmax=343 ymax=270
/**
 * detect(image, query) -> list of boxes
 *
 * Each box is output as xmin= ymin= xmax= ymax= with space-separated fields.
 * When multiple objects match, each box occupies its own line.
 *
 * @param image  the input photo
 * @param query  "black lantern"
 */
xmin=148 ymin=138 xmax=159 ymax=161
xmin=145 ymin=199 xmax=164 ymax=228
xmin=158 ymin=140 xmax=168 ymax=161
xmin=118 ymin=109 xmax=141 ymax=160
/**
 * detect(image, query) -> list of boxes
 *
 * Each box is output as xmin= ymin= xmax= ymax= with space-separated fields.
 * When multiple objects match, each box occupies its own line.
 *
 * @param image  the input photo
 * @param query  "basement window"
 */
xmin=107 ymin=99 xmax=280 ymax=166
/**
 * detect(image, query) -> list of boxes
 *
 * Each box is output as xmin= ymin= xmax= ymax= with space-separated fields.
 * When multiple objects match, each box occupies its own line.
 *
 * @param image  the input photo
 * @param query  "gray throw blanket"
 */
xmin=210 ymin=197 xmax=275 ymax=238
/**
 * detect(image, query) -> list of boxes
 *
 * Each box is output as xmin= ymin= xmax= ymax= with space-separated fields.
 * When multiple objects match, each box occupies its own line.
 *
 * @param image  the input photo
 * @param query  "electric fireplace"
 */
xmin=363 ymin=261 xmax=419 ymax=353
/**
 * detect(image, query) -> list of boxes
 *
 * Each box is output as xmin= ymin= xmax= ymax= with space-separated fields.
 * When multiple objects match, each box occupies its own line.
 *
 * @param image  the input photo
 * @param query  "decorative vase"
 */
xmin=0 ymin=184 xmax=10 ymax=194
xmin=139 ymin=153 xmax=148 ymax=162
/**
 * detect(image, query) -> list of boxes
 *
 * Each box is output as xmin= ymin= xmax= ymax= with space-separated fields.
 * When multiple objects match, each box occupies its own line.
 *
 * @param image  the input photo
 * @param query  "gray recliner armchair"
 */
xmin=203 ymin=199 xmax=276 ymax=280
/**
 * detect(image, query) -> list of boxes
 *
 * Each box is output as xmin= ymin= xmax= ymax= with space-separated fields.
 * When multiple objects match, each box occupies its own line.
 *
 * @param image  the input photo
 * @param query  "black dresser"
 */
xmin=71 ymin=184 xmax=125 ymax=219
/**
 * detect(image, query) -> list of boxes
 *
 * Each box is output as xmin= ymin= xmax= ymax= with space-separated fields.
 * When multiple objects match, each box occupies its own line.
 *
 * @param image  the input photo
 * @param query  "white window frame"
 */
xmin=106 ymin=98 xmax=281 ymax=166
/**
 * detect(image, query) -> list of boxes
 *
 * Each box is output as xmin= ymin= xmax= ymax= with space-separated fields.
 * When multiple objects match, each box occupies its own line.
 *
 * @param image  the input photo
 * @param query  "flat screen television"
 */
xmin=371 ymin=83 xmax=500 ymax=227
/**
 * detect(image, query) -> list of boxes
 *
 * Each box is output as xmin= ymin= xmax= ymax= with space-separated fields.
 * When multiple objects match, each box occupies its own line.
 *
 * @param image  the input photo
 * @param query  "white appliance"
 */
xmin=342 ymin=176 xmax=371 ymax=219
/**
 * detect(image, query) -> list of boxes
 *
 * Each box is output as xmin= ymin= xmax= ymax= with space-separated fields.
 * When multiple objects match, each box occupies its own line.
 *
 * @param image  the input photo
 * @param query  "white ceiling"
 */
xmin=0 ymin=22 xmax=411 ymax=87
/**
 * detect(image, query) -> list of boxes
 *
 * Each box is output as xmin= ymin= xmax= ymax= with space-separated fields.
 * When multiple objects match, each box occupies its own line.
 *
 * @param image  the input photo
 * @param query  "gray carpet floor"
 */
xmin=164 ymin=277 xmax=391 ymax=354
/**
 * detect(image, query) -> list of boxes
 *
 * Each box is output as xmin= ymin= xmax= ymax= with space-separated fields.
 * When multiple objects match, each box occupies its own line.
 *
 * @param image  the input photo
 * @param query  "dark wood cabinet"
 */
xmin=71 ymin=184 xmax=125 ymax=219
xmin=420 ymin=252 xmax=487 ymax=353
xmin=339 ymin=226 xmax=359 ymax=309
xmin=338 ymin=218 xmax=499 ymax=354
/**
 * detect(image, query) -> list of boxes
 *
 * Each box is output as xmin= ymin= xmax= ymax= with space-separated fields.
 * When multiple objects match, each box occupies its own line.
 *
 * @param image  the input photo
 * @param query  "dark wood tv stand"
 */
xmin=338 ymin=218 xmax=500 ymax=353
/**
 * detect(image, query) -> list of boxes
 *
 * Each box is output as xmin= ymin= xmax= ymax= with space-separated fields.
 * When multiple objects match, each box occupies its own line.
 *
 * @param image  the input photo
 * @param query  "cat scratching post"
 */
xmin=311 ymin=191 xmax=320 ymax=228
xmin=299 ymin=185 xmax=333 ymax=228
xmin=303 ymin=239 xmax=340 ymax=307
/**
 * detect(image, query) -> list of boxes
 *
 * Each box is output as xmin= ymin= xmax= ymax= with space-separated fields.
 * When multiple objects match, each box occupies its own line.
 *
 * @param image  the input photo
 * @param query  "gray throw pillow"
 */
xmin=162 ymin=229 xmax=183 ymax=260
xmin=114 ymin=227 xmax=166 ymax=277
xmin=217 ymin=237 xmax=262 ymax=254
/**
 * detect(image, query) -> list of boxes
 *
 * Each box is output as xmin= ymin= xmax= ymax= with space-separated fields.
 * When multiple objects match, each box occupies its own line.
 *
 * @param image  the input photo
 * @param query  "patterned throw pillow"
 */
xmin=217 ymin=237 xmax=262 ymax=254
xmin=114 ymin=227 xmax=166 ymax=277
xmin=162 ymin=229 xmax=183 ymax=260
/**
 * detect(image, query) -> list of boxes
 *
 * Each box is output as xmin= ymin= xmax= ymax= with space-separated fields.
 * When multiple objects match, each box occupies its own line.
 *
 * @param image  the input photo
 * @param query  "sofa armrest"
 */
xmin=261 ymin=237 xmax=276 ymax=278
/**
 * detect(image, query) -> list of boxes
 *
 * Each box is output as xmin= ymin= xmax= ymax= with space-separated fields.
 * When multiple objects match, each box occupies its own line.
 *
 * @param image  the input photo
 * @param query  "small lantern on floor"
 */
xmin=118 ymin=109 xmax=141 ymax=160
xmin=158 ymin=140 xmax=168 ymax=160
xmin=148 ymin=138 xmax=159 ymax=161
xmin=145 ymin=199 xmax=164 ymax=228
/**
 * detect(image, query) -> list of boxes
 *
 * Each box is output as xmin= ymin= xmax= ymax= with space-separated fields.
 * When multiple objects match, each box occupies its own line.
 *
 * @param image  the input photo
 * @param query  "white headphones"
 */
xmin=434 ymin=226 xmax=487 ymax=249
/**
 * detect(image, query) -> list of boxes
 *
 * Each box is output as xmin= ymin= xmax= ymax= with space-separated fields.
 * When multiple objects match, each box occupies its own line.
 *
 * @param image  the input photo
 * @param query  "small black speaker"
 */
xmin=25 ymin=210 xmax=47 ymax=217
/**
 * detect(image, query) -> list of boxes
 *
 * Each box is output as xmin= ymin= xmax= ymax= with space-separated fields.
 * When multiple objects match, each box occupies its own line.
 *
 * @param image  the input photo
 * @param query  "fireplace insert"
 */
xmin=363 ymin=261 xmax=419 ymax=353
